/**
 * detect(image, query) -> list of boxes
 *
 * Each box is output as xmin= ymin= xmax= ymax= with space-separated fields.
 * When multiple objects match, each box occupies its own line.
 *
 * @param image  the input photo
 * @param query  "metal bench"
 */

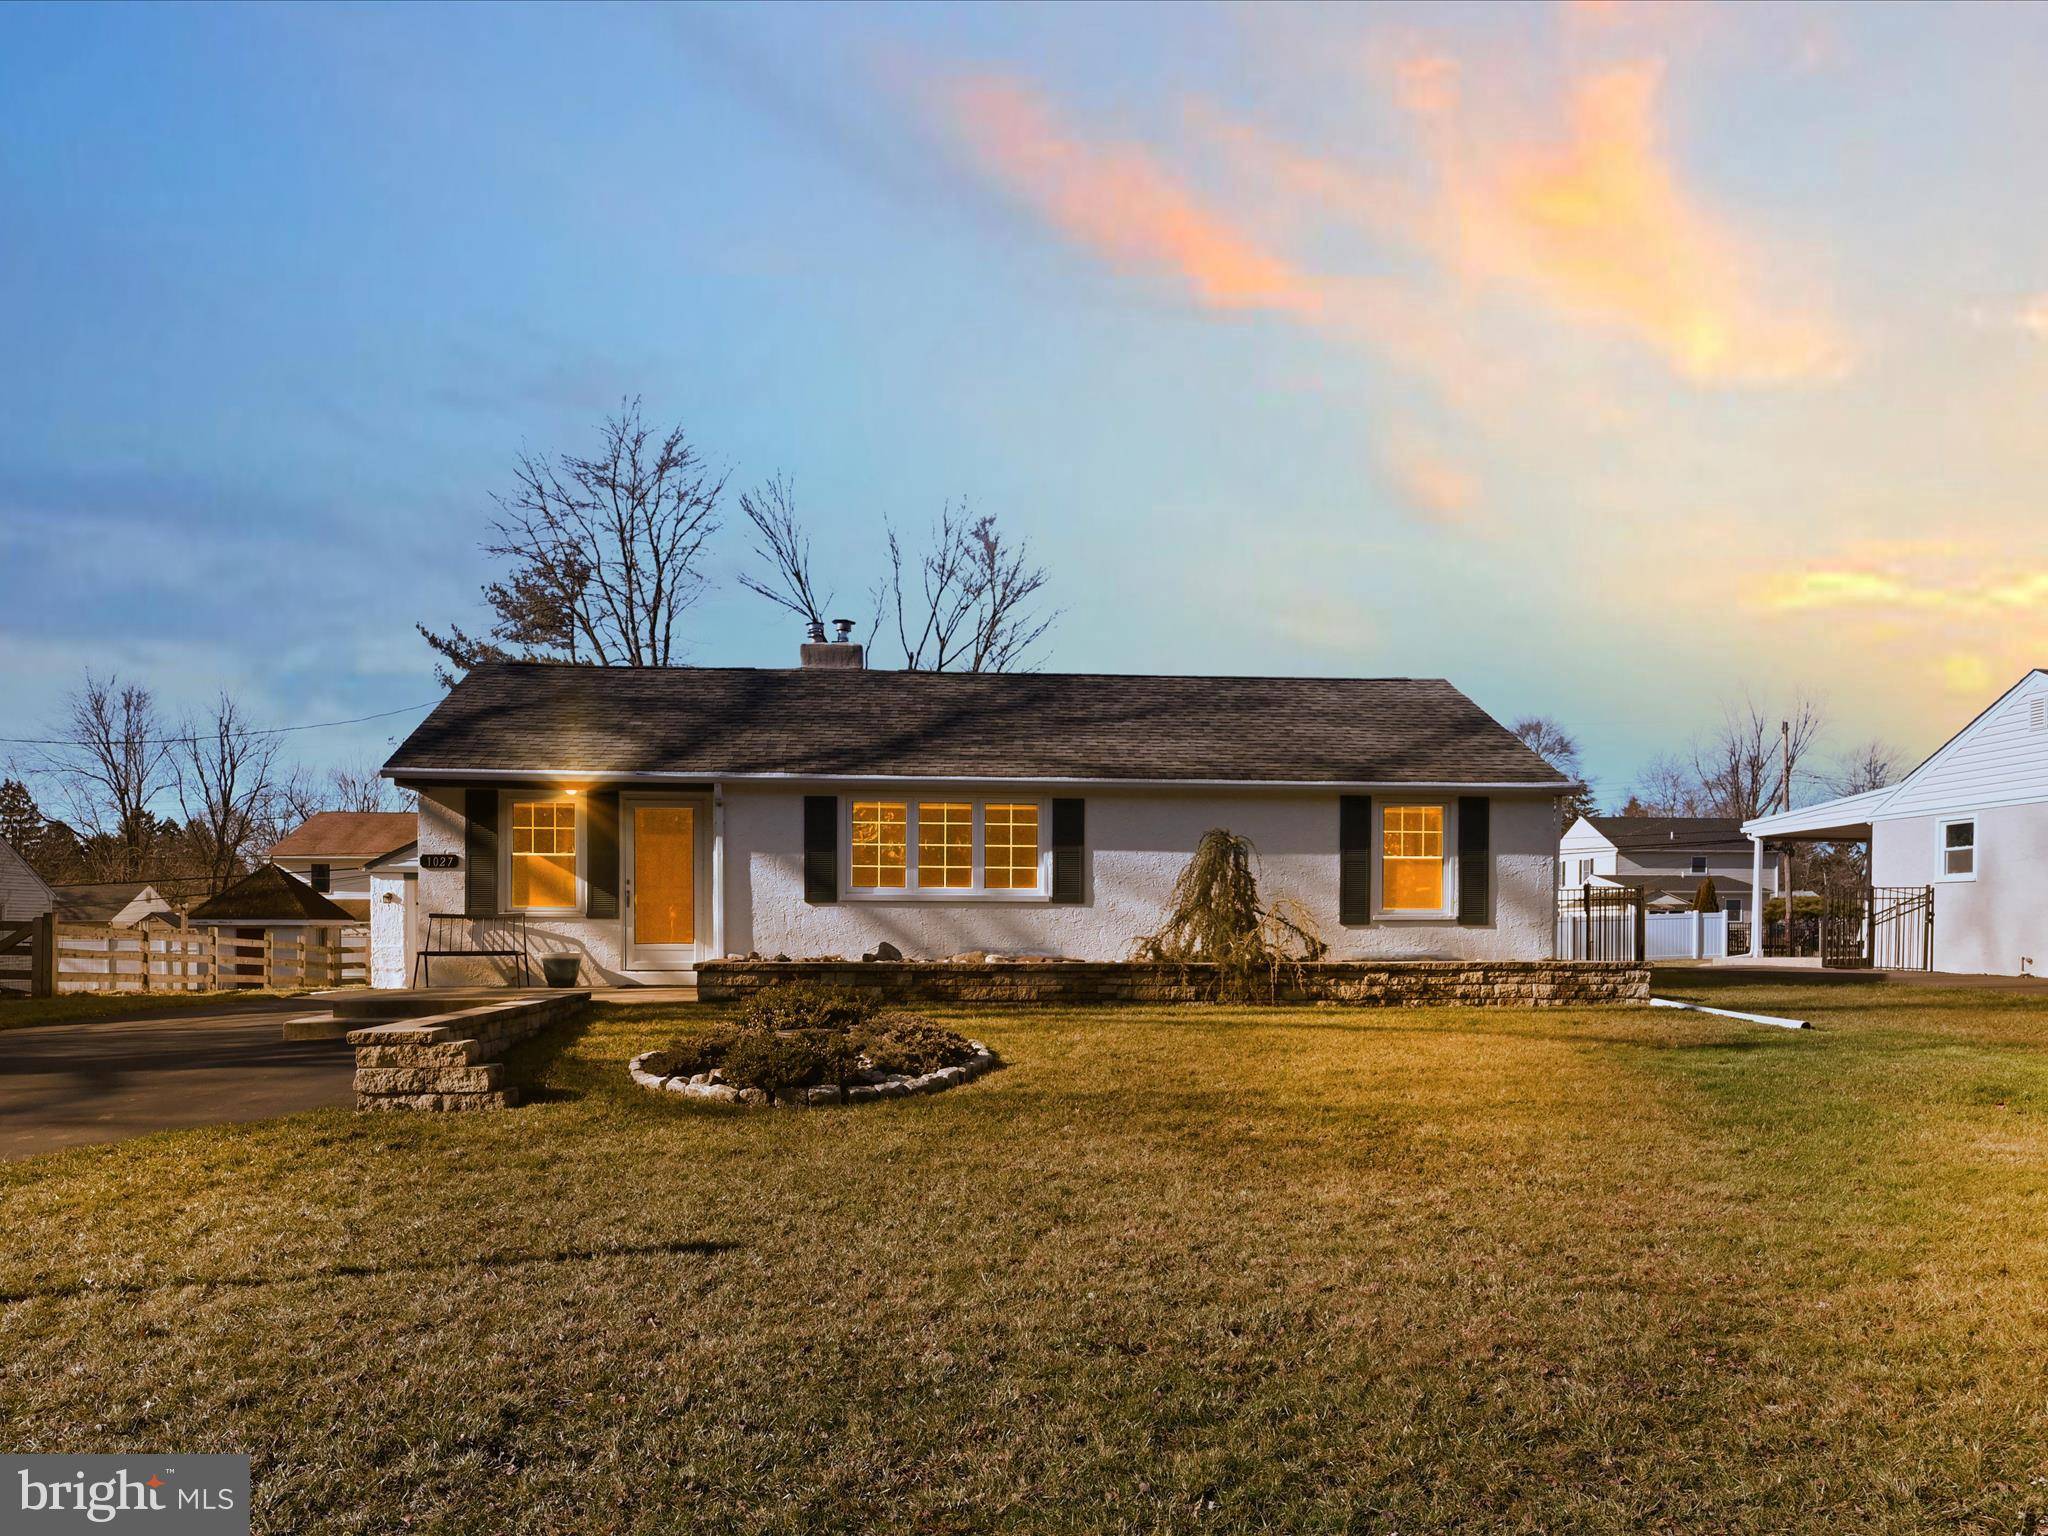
xmin=412 ymin=913 xmax=533 ymax=988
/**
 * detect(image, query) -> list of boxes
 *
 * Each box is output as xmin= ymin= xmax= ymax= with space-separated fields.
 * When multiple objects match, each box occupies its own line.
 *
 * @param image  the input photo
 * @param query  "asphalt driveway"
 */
xmin=0 ymin=1003 xmax=354 ymax=1161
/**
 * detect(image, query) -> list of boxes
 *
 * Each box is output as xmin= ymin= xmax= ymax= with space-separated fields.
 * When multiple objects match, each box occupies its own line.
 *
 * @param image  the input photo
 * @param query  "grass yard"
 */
xmin=5 ymin=984 xmax=2048 ymax=1532
xmin=0 ymin=988 xmax=308 ymax=1029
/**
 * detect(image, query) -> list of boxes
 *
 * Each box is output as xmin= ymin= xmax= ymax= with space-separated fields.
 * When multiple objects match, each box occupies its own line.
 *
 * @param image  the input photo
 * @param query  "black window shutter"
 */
xmin=1050 ymin=798 xmax=1085 ymax=904
xmin=1339 ymin=795 xmax=1373 ymax=925
xmin=804 ymin=796 xmax=838 ymax=904
xmin=585 ymin=790 xmax=620 ymax=919
xmin=464 ymin=790 xmax=498 ymax=916
xmin=1457 ymin=795 xmax=1491 ymax=926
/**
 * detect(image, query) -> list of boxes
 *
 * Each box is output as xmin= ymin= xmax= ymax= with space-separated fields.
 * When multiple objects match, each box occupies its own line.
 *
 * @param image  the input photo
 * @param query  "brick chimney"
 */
xmin=800 ymin=618 xmax=864 ymax=670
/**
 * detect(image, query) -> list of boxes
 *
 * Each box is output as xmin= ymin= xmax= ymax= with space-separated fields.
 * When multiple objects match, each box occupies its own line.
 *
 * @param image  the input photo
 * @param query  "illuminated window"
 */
xmin=918 ymin=802 xmax=973 ymax=888
xmin=1381 ymin=804 xmax=1445 ymax=912
xmin=510 ymin=799 xmax=578 ymax=909
xmin=984 ymin=803 xmax=1041 ymax=890
xmin=851 ymin=801 xmax=908 ymax=888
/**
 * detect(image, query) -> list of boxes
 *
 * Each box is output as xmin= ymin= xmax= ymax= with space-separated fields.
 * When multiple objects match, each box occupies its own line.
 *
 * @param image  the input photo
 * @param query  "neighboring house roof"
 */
xmin=187 ymin=864 xmax=359 ymax=924
xmin=1746 ymin=668 xmax=2048 ymax=840
xmin=384 ymin=663 xmax=1573 ymax=788
xmin=1584 ymin=816 xmax=1750 ymax=852
xmin=362 ymin=842 xmax=419 ymax=872
xmin=268 ymin=811 xmax=418 ymax=861
xmin=0 ymin=839 xmax=57 ymax=916
xmin=51 ymin=881 xmax=173 ymax=925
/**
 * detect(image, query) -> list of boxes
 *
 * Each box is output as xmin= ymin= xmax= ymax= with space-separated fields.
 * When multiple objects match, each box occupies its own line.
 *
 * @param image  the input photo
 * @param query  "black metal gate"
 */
xmin=1556 ymin=883 xmax=1646 ymax=962
xmin=1817 ymin=884 xmax=1934 ymax=971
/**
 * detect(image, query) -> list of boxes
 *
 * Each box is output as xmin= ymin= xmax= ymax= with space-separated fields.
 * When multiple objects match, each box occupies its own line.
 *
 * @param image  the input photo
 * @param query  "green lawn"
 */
xmin=0 ymin=988 xmax=310 ymax=1029
xmin=4 ymin=985 xmax=2048 ymax=1532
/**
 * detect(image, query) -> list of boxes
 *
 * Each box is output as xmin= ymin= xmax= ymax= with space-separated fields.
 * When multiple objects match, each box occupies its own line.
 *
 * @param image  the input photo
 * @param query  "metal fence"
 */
xmin=1556 ymin=884 xmax=1646 ymax=962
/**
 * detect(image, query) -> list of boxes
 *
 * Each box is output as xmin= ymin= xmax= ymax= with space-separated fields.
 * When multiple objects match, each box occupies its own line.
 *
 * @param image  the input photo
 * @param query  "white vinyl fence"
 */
xmin=1644 ymin=910 xmax=1728 ymax=961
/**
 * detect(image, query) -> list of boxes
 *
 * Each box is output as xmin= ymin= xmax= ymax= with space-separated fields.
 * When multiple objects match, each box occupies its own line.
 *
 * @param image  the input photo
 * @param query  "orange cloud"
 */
xmin=940 ymin=77 xmax=1323 ymax=317
xmin=1380 ymin=428 xmax=1479 ymax=526
xmin=1432 ymin=62 xmax=1846 ymax=383
xmin=1760 ymin=562 xmax=2048 ymax=615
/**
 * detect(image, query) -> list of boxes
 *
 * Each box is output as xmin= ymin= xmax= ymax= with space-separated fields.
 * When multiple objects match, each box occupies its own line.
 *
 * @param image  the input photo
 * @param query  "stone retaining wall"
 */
xmin=349 ymin=993 xmax=589 ymax=1111
xmin=696 ymin=959 xmax=1648 ymax=1008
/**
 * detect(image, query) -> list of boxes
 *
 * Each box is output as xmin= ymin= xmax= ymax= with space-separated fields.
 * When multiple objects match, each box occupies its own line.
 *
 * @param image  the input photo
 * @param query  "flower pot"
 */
xmin=540 ymin=955 xmax=582 ymax=988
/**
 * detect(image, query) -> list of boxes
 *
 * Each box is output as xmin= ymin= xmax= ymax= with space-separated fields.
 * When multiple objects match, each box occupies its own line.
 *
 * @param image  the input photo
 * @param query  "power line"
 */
xmin=0 ymin=701 xmax=439 ymax=749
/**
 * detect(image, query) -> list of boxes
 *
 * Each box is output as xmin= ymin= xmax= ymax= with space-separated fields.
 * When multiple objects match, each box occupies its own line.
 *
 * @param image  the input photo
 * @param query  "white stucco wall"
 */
xmin=409 ymin=784 xmax=1562 ymax=982
xmin=726 ymin=786 xmax=1559 ymax=963
xmin=1871 ymin=802 xmax=2048 ymax=977
xmin=369 ymin=871 xmax=417 ymax=989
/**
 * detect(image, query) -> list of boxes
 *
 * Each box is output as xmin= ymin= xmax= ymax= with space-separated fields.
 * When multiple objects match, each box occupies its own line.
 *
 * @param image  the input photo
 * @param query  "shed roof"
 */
xmin=187 ymin=864 xmax=358 ymax=924
xmin=383 ymin=663 xmax=1572 ymax=788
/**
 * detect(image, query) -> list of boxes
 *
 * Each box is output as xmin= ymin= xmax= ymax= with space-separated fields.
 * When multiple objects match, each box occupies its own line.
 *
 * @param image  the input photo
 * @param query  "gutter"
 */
xmin=382 ymin=766 xmax=1581 ymax=794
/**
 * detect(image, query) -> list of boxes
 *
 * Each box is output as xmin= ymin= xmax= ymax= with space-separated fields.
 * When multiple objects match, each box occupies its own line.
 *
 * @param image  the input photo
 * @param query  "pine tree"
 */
xmin=0 ymin=777 xmax=44 ymax=858
xmin=1692 ymin=877 xmax=1721 ymax=913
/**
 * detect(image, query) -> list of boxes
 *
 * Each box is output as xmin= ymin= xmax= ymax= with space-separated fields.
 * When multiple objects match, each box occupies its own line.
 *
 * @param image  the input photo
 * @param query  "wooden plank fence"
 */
xmin=0 ymin=914 xmax=367 ymax=996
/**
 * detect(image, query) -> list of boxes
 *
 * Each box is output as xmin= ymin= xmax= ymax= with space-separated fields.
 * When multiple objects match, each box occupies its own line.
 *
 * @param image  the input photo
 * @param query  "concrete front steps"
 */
xmin=283 ymin=987 xmax=592 ymax=1040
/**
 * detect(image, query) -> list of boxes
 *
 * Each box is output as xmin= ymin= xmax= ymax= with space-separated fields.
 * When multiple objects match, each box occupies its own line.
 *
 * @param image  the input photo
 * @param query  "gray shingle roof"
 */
xmin=1587 ymin=815 xmax=1749 ymax=850
xmin=187 ymin=864 xmax=359 ymax=924
xmin=383 ymin=663 xmax=1570 ymax=788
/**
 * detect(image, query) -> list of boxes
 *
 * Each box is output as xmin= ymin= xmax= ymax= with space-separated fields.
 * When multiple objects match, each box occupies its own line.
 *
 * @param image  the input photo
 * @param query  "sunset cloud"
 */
xmin=939 ymin=76 xmax=1323 ymax=317
xmin=1422 ymin=61 xmax=1847 ymax=384
xmin=1380 ymin=427 xmax=1479 ymax=526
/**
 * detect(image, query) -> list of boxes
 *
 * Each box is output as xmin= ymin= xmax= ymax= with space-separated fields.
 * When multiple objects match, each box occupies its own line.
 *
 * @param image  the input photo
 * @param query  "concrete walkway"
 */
xmin=0 ymin=1004 xmax=354 ymax=1161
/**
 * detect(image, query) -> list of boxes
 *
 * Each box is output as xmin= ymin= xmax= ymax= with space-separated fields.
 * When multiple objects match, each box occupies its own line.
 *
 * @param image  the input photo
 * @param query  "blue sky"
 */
xmin=4 ymin=1 xmax=2046 ymax=807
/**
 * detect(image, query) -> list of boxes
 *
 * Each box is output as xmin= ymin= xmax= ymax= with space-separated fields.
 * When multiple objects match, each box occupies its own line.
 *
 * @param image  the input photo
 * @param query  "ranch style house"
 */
xmin=377 ymin=638 xmax=1578 ymax=987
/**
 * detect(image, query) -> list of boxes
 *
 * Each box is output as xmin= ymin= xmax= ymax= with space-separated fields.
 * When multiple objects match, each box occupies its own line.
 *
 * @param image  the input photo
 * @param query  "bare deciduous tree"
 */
xmin=738 ymin=474 xmax=833 ymax=636
xmin=1510 ymin=715 xmax=1597 ymax=821
xmin=883 ymin=504 xmax=1055 ymax=672
xmin=420 ymin=399 xmax=726 ymax=682
xmin=176 ymin=692 xmax=282 ymax=895
xmin=1691 ymin=695 xmax=1825 ymax=821
xmin=38 ymin=672 xmax=176 ymax=880
xmin=1625 ymin=754 xmax=1713 ymax=818
xmin=326 ymin=760 xmax=414 ymax=814
xmin=1828 ymin=738 xmax=1907 ymax=797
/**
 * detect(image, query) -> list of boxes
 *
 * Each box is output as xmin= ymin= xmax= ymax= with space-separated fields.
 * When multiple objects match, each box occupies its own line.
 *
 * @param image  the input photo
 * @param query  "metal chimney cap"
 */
xmin=831 ymin=618 xmax=856 ymax=642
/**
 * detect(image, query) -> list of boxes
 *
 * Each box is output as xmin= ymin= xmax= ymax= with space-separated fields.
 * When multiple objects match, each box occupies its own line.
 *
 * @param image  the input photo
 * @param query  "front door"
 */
xmin=622 ymin=795 xmax=709 ymax=970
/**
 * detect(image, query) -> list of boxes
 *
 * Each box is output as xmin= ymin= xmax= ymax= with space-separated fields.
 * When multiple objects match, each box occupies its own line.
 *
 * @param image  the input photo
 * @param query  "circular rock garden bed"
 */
xmin=628 ymin=982 xmax=998 ymax=1108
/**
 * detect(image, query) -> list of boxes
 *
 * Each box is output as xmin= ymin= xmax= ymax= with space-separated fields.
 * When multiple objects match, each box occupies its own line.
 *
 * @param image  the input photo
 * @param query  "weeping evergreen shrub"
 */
xmin=1134 ymin=828 xmax=1327 ymax=1002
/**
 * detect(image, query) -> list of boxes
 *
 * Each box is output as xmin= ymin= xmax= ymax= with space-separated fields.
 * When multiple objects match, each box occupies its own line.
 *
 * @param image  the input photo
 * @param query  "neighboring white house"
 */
xmin=50 ymin=881 xmax=176 ymax=927
xmin=1743 ymin=669 xmax=2048 ymax=976
xmin=1558 ymin=816 xmax=1779 ymax=923
xmin=0 ymin=840 xmax=55 ymax=923
xmin=268 ymin=811 xmax=417 ymax=919
xmin=379 ymin=645 xmax=1580 ymax=986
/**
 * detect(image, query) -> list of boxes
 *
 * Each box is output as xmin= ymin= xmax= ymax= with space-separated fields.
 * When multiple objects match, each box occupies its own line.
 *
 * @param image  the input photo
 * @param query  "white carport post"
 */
xmin=1748 ymin=835 xmax=1766 ymax=957
xmin=710 ymin=782 xmax=725 ymax=961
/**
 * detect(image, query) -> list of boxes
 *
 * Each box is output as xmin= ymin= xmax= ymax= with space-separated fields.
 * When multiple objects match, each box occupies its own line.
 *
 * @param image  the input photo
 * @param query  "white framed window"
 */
xmin=843 ymin=796 xmax=1049 ymax=900
xmin=1938 ymin=817 xmax=1976 ymax=881
xmin=1690 ymin=855 xmax=1708 ymax=873
xmin=1726 ymin=898 xmax=1742 ymax=921
xmin=1377 ymin=801 xmax=1455 ymax=919
xmin=503 ymin=793 xmax=583 ymax=911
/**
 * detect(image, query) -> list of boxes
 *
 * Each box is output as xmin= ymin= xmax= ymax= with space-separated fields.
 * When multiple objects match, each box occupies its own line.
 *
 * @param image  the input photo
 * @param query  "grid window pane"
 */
xmin=851 ymin=802 xmax=908 ymax=889
xmin=918 ymin=802 xmax=974 ymax=888
xmin=984 ymin=803 xmax=1041 ymax=890
xmin=510 ymin=800 xmax=577 ymax=908
xmin=1380 ymin=804 xmax=1443 ymax=911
